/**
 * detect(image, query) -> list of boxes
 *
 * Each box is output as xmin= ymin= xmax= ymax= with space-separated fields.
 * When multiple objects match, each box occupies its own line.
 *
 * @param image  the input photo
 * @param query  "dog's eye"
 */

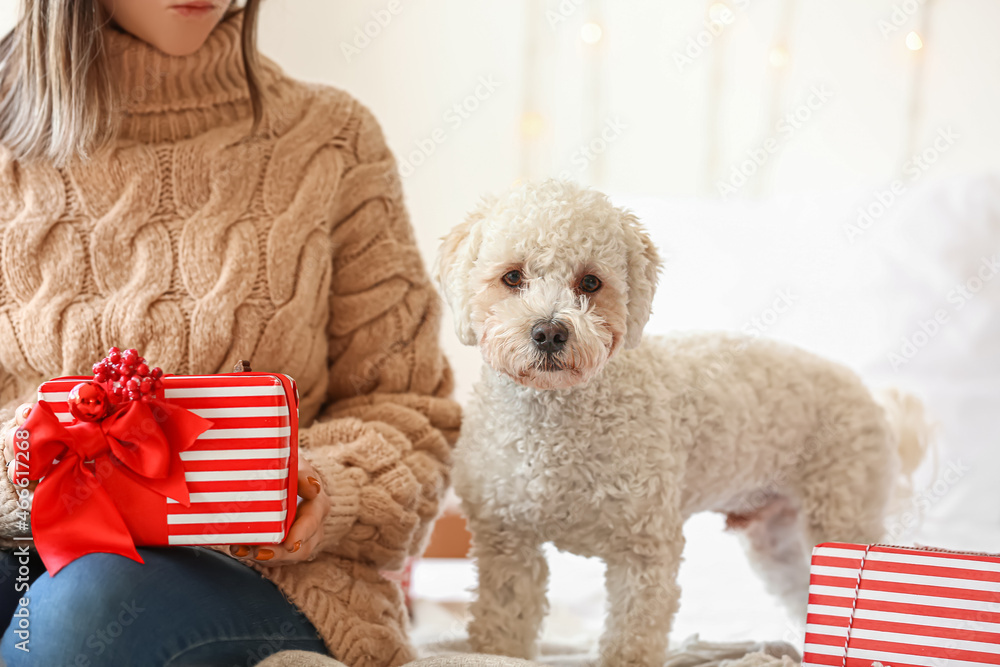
xmin=502 ymin=270 xmax=523 ymax=288
xmin=579 ymin=275 xmax=602 ymax=293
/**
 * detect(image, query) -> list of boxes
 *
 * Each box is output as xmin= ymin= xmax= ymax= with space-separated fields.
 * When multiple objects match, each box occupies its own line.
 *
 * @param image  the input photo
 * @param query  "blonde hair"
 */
xmin=0 ymin=0 xmax=263 ymax=165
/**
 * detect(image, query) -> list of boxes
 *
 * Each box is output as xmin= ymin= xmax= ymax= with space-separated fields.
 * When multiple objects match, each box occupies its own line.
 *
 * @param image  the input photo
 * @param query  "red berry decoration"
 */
xmin=67 ymin=382 xmax=110 ymax=422
xmin=92 ymin=347 xmax=166 ymax=407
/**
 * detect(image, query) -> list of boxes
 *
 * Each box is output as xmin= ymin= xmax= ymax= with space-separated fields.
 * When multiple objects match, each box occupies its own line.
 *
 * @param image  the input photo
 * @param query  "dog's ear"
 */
xmin=622 ymin=212 xmax=662 ymax=349
xmin=434 ymin=201 xmax=489 ymax=346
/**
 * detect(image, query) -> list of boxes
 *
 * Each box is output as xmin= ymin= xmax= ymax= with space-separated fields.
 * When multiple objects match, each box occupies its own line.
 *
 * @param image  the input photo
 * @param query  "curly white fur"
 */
xmin=435 ymin=181 xmax=929 ymax=667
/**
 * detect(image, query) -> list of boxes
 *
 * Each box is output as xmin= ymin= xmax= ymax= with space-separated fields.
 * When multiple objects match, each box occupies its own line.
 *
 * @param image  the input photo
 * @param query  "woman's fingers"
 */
xmin=284 ymin=493 xmax=327 ymax=548
xmin=228 ymin=533 xmax=318 ymax=566
xmin=15 ymin=404 xmax=31 ymax=424
xmin=228 ymin=487 xmax=330 ymax=566
xmin=297 ymin=457 xmax=323 ymax=501
xmin=232 ymin=532 xmax=320 ymax=567
xmin=5 ymin=404 xmax=33 ymax=485
xmin=228 ymin=458 xmax=330 ymax=566
xmin=268 ymin=493 xmax=327 ymax=564
xmin=2 ymin=404 xmax=29 ymax=463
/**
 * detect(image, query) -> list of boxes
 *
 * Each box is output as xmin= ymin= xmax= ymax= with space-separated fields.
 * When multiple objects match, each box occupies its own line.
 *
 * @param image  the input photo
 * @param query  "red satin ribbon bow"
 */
xmin=21 ymin=399 xmax=212 ymax=574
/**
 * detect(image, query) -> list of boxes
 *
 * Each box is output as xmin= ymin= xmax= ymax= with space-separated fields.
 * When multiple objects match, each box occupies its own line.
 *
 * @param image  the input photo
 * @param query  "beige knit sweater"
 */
xmin=0 ymin=13 xmax=459 ymax=667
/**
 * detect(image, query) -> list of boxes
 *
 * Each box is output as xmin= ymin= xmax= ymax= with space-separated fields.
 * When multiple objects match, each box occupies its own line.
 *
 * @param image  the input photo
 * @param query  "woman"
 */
xmin=0 ymin=1 xmax=459 ymax=665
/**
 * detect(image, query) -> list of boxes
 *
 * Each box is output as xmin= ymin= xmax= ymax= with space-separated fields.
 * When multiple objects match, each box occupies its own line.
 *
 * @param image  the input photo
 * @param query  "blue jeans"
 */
xmin=0 ymin=547 xmax=330 ymax=666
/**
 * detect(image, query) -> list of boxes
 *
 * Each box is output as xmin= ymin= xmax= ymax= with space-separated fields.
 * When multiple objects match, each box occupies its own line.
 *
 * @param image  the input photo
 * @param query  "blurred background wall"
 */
xmin=249 ymin=0 xmax=999 ymax=400
xmin=249 ymin=0 xmax=1000 ymax=553
xmin=3 ymin=0 xmax=997 ymax=401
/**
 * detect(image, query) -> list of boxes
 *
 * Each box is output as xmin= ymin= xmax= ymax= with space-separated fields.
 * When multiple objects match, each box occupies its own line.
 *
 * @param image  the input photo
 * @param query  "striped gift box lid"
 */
xmin=38 ymin=373 xmax=299 ymax=546
xmin=804 ymin=542 xmax=1000 ymax=667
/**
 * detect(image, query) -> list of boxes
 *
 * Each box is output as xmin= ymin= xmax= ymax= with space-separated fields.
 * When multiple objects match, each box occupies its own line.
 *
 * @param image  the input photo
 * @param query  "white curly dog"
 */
xmin=435 ymin=181 xmax=928 ymax=667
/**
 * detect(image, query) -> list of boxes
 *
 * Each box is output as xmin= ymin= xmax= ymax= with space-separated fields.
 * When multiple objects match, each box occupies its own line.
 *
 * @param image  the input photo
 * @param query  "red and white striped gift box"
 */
xmin=37 ymin=373 xmax=299 ymax=547
xmin=804 ymin=542 xmax=1000 ymax=667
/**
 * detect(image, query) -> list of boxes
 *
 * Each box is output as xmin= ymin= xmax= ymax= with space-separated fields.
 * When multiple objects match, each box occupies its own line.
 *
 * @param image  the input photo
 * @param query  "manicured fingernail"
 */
xmin=230 ymin=545 xmax=250 ymax=557
xmin=288 ymin=540 xmax=301 ymax=553
xmin=255 ymin=548 xmax=274 ymax=561
xmin=19 ymin=405 xmax=30 ymax=419
xmin=307 ymin=476 xmax=322 ymax=494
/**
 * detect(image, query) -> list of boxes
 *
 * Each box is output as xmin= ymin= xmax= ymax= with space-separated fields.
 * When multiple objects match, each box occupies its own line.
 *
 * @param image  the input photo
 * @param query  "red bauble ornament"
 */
xmin=67 ymin=382 xmax=110 ymax=422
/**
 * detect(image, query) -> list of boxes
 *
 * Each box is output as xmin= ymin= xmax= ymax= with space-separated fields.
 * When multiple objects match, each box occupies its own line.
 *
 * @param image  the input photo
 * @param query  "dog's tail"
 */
xmin=876 ymin=388 xmax=935 ymax=529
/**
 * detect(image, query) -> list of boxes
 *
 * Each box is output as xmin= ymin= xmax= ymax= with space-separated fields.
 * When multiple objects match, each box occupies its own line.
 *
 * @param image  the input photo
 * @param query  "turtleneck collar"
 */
xmin=103 ymin=11 xmax=282 ymax=144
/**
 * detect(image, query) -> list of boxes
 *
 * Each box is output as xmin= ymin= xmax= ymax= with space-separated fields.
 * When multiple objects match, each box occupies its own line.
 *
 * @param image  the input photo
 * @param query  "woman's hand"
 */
xmin=229 ymin=456 xmax=330 ymax=566
xmin=3 ymin=404 xmax=35 ymax=490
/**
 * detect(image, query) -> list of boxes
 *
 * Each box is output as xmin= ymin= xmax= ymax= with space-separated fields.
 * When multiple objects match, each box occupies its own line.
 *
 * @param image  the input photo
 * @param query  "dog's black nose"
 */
xmin=531 ymin=321 xmax=569 ymax=353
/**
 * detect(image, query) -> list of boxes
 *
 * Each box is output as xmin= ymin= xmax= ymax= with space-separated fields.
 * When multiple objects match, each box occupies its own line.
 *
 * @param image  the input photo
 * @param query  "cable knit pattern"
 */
xmin=0 ymin=13 xmax=459 ymax=667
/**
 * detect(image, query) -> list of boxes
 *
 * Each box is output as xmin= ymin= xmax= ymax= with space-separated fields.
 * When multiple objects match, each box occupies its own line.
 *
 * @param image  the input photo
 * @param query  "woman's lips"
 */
xmin=170 ymin=2 xmax=217 ymax=18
